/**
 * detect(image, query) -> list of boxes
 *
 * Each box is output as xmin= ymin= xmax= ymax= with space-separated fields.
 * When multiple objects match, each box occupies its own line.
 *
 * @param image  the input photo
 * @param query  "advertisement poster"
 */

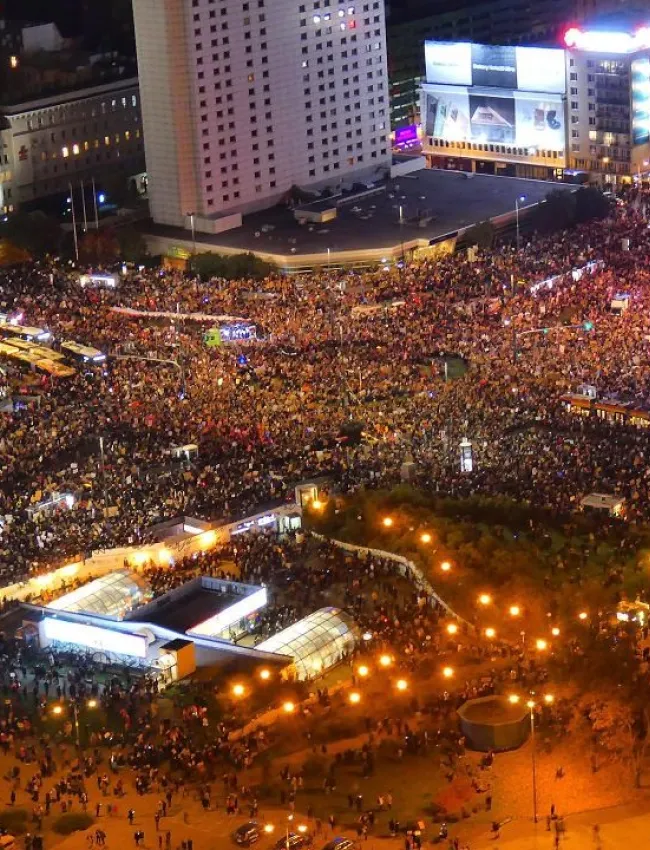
xmin=422 ymin=85 xmax=565 ymax=150
xmin=424 ymin=41 xmax=566 ymax=95
xmin=632 ymin=55 xmax=650 ymax=145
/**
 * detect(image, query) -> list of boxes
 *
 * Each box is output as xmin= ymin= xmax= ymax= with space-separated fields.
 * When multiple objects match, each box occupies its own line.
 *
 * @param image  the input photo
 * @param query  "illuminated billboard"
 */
xmin=632 ymin=55 xmax=650 ymax=145
xmin=42 ymin=617 xmax=148 ymax=658
xmin=421 ymin=85 xmax=565 ymax=151
xmin=188 ymin=587 xmax=268 ymax=638
xmin=424 ymin=42 xmax=566 ymax=95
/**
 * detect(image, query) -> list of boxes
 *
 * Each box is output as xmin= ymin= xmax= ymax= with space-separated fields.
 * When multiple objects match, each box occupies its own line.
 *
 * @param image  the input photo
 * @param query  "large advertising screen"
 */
xmin=632 ymin=55 xmax=650 ymax=145
xmin=42 ymin=617 xmax=148 ymax=658
xmin=421 ymin=85 xmax=565 ymax=151
xmin=424 ymin=42 xmax=566 ymax=95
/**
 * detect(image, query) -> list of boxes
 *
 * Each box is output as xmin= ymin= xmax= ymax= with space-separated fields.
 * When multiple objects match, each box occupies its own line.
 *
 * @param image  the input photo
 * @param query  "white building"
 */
xmin=132 ymin=0 xmax=392 ymax=234
xmin=0 ymin=78 xmax=145 ymax=214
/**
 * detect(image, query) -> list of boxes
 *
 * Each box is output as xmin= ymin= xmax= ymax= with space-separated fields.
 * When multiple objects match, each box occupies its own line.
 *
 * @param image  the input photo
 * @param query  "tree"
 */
xmin=116 ymin=228 xmax=149 ymax=263
xmin=0 ymin=210 xmax=63 ymax=256
xmin=189 ymin=251 xmax=275 ymax=281
xmin=78 ymin=229 xmax=120 ymax=264
xmin=574 ymin=186 xmax=611 ymax=223
xmin=533 ymin=190 xmax=577 ymax=234
xmin=464 ymin=220 xmax=495 ymax=249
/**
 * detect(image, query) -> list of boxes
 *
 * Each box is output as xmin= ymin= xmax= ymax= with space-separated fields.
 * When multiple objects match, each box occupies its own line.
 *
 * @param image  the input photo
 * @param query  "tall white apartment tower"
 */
xmin=132 ymin=0 xmax=392 ymax=233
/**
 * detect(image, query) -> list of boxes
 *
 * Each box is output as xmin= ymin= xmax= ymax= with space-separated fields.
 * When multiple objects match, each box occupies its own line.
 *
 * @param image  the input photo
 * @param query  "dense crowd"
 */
xmin=1 ymin=188 xmax=650 ymax=586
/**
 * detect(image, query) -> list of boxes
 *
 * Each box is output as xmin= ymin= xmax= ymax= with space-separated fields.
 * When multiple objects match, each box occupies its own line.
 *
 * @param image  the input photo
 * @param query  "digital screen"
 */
xmin=421 ymin=85 xmax=565 ymax=151
xmin=394 ymin=124 xmax=418 ymax=145
xmin=424 ymin=42 xmax=566 ymax=94
xmin=632 ymin=55 xmax=650 ymax=145
xmin=42 ymin=617 xmax=148 ymax=658
xmin=220 ymin=324 xmax=257 ymax=341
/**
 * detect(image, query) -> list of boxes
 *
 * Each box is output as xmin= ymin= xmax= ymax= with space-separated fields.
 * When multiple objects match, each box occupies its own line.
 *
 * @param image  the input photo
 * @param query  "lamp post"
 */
xmin=185 ymin=211 xmax=196 ymax=260
xmin=52 ymin=698 xmax=97 ymax=748
xmin=527 ymin=699 xmax=538 ymax=824
xmin=515 ymin=195 xmax=526 ymax=251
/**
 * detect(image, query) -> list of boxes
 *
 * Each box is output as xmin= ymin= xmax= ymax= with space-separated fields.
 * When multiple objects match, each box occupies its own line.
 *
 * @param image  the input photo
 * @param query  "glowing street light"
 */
xmin=357 ymin=664 xmax=370 ymax=678
xmin=232 ymin=683 xmax=246 ymax=698
xmin=420 ymin=532 xmax=432 ymax=544
xmin=382 ymin=517 xmax=394 ymax=528
xmin=349 ymin=691 xmax=361 ymax=705
xmin=440 ymin=561 xmax=452 ymax=572
xmin=508 ymin=694 xmax=520 ymax=704
xmin=264 ymin=825 xmax=275 ymax=834
xmin=379 ymin=654 xmax=393 ymax=668
xmin=535 ymin=639 xmax=548 ymax=651
xmin=551 ymin=627 xmax=560 ymax=637
xmin=395 ymin=679 xmax=408 ymax=691
xmin=283 ymin=701 xmax=295 ymax=714
xmin=51 ymin=705 xmax=63 ymax=715
xmin=478 ymin=593 xmax=492 ymax=606
xmin=442 ymin=666 xmax=454 ymax=679
xmin=311 ymin=499 xmax=323 ymax=510
xmin=484 ymin=627 xmax=496 ymax=639
xmin=446 ymin=623 xmax=458 ymax=635
xmin=578 ymin=611 xmax=588 ymax=621
xmin=259 ymin=668 xmax=271 ymax=681
xmin=509 ymin=605 xmax=521 ymax=617
xmin=297 ymin=826 xmax=308 ymax=835
xmin=543 ymin=694 xmax=555 ymax=705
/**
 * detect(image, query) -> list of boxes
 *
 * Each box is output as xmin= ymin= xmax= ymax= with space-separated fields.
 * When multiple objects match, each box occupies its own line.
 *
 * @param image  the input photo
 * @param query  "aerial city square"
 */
xmin=2 ymin=0 xmax=650 ymax=849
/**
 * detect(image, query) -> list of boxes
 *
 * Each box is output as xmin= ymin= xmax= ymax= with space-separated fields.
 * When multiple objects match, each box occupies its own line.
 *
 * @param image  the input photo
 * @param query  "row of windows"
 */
xmin=33 ymin=146 xmax=142 ymax=176
xmin=22 ymin=95 xmax=138 ymax=132
xmin=428 ymin=137 xmax=563 ymax=158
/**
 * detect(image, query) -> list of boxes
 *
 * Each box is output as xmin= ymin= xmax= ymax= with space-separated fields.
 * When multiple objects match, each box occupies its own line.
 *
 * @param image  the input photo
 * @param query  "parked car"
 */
xmin=272 ymin=833 xmax=309 ymax=850
xmin=321 ymin=839 xmax=355 ymax=850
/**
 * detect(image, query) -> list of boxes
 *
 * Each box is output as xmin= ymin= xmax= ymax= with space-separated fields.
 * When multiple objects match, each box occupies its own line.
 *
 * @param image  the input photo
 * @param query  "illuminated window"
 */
xmin=125 ymin=131 xmax=130 ymax=141
xmin=62 ymin=146 xmax=69 ymax=158
xmin=72 ymin=144 xmax=80 ymax=155
xmin=104 ymin=136 xmax=110 ymax=145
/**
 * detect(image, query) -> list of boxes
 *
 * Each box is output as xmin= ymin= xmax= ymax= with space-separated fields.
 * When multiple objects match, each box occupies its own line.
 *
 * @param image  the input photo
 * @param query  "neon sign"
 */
xmin=564 ymin=26 xmax=650 ymax=53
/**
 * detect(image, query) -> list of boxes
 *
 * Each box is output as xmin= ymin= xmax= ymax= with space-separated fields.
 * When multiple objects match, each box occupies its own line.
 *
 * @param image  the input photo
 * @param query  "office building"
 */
xmin=0 ymin=77 xmax=144 ymax=214
xmin=132 ymin=0 xmax=392 ymax=235
xmin=564 ymin=23 xmax=650 ymax=181
xmin=387 ymin=0 xmax=639 ymax=133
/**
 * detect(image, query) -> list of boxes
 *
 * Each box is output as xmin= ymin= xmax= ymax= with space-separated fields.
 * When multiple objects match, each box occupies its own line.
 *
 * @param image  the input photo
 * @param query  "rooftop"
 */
xmin=147 ymin=170 xmax=574 ymax=265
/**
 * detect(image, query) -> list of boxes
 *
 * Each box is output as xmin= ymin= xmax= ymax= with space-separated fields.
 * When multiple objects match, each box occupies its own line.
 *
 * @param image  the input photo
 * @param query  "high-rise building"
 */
xmin=132 ymin=0 xmax=392 ymax=234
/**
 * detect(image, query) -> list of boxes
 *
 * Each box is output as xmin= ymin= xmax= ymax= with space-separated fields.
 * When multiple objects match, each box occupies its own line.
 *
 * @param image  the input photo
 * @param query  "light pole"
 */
xmin=185 ymin=211 xmax=196 ymax=261
xmin=52 ymin=698 xmax=97 ymax=748
xmin=327 ymin=247 xmax=331 ymax=271
xmin=398 ymin=204 xmax=405 ymax=272
xmin=515 ymin=195 xmax=526 ymax=251
xmin=527 ymin=699 xmax=538 ymax=824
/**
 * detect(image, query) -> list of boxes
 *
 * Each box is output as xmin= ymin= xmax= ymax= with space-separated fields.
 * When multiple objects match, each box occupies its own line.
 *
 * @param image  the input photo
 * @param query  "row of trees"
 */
xmin=188 ymin=251 xmax=276 ymax=281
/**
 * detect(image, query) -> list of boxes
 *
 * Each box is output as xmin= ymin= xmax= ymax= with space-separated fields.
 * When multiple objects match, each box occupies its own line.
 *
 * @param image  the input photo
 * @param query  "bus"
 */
xmin=3 ymin=339 xmax=65 ymax=361
xmin=560 ymin=393 xmax=650 ymax=428
xmin=0 ymin=324 xmax=52 ymax=344
xmin=60 ymin=340 xmax=106 ymax=364
xmin=35 ymin=359 xmax=76 ymax=378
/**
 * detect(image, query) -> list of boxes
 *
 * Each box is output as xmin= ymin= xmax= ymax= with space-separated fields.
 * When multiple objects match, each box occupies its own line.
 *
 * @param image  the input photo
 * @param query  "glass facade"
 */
xmin=256 ymin=607 xmax=360 ymax=680
xmin=47 ymin=569 xmax=151 ymax=619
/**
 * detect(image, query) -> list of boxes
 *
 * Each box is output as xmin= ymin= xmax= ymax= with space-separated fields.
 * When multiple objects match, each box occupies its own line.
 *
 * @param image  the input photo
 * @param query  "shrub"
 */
xmin=53 ymin=813 xmax=95 ymax=835
xmin=0 ymin=809 xmax=29 ymax=835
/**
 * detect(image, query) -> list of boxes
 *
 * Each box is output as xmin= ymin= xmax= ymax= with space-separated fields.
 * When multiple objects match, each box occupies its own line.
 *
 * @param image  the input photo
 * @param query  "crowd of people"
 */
xmin=0 ymin=188 xmax=649 ymax=592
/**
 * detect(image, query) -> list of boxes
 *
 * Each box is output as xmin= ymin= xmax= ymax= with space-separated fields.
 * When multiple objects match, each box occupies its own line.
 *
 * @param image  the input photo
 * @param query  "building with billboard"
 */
xmin=420 ymin=40 xmax=568 ymax=179
xmin=563 ymin=20 xmax=650 ymax=183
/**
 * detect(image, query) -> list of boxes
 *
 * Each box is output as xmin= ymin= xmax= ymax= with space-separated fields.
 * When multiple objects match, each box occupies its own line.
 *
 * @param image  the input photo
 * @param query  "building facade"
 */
xmin=420 ymin=41 xmax=568 ymax=180
xmin=0 ymin=78 xmax=145 ymax=214
xmin=564 ymin=26 xmax=650 ymax=182
xmin=132 ymin=0 xmax=392 ymax=234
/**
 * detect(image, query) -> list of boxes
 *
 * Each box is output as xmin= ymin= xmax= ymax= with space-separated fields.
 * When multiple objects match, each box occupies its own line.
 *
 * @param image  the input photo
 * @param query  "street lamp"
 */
xmin=535 ymin=639 xmax=548 ymax=651
xmin=515 ymin=195 xmax=526 ymax=250
xmin=509 ymin=605 xmax=521 ymax=617
xmin=440 ymin=561 xmax=452 ymax=572
xmin=484 ymin=627 xmax=496 ymax=639
xmin=232 ymin=683 xmax=246 ymax=698
xmin=379 ymin=654 xmax=393 ymax=668
xmin=578 ymin=611 xmax=589 ymax=621
xmin=382 ymin=516 xmax=394 ymax=528
xmin=446 ymin=623 xmax=458 ymax=636
xmin=522 ymin=693 xmax=554 ymax=824
xmin=478 ymin=593 xmax=492 ymax=606
xmin=283 ymin=701 xmax=295 ymax=714
xmin=259 ymin=668 xmax=271 ymax=681
xmin=420 ymin=532 xmax=432 ymax=544
xmin=349 ymin=691 xmax=361 ymax=704
xmin=395 ymin=679 xmax=408 ymax=692
xmin=52 ymin=698 xmax=97 ymax=747
xmin=442 ymin=666 xmax=454 ymax=679
xmin=551 ymin=627 xmax=560 ymax=637
xmin=185 ymin=211 xmax=197 ymax=259
xmin=357 ymin=664 xmax=370 ymax=678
